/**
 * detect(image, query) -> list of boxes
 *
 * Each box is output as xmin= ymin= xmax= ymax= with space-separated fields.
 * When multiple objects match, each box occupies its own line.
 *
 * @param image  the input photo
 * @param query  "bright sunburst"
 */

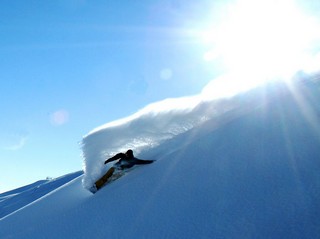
xmin=201 ymin=0 xmax=319 ymax=92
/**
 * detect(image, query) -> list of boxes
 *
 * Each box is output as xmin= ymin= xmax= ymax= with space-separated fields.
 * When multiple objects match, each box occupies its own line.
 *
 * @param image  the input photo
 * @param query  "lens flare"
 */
xmin=50 ymin=109 xmax=69 ymax=126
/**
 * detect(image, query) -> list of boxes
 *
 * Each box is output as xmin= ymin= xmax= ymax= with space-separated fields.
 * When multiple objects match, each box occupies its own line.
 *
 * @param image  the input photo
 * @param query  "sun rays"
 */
xmin=198 ymin=0 xmax=320 ymax=98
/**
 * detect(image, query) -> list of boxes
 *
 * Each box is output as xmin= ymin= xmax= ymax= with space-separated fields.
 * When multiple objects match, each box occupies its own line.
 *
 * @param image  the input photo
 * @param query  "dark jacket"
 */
xmin=105 ymin=152 xmax=154 ymax=169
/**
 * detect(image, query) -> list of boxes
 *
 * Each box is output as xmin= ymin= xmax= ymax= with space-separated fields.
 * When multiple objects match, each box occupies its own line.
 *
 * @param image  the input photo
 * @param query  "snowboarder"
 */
xmin=93 ymin=149 xmax=154 ymax=191
xmin=104 ymin=149 xmax=153 ymax=169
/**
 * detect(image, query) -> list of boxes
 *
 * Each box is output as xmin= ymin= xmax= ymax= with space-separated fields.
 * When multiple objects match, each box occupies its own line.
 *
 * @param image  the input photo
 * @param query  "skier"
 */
xmin=93 ymin=149 xmax=153 ymax=191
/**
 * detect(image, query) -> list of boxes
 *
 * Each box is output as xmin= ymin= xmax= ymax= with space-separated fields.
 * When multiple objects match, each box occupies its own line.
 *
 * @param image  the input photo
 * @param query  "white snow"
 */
xmin=0 ymin=171 xmax=83 ymax=219
xmin=0 ymin=77 xmax=320 ymax=239
xmin=81 ymin=77 xmax=271 ymax=190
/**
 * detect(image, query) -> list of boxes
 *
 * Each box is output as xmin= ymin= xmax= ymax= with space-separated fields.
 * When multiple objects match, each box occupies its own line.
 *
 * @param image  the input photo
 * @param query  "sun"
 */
xmin=201 ymin=0 xmax=319 ymax=91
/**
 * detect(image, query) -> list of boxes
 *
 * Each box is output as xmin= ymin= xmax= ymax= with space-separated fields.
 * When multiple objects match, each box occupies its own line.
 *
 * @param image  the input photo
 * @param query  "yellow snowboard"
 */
xmin=95 ymin=167 xmax=115 ymax=190
xmin=90 ymin=167 xmax=125 ymax=193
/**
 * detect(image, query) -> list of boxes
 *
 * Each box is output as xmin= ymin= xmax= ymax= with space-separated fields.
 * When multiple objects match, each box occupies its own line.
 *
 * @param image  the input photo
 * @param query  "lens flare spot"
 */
xmin=160 ymin=68 xmax=173 ymax=80
xmin=50 ymin=109 xmax=69 ymax=126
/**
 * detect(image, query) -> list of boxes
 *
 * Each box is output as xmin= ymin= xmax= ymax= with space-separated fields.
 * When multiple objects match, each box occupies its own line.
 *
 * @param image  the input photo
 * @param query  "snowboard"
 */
xmin=89 ymin=167 xmax=127 ymax=193
xmin=89 ymin=159 xmax=155 ymax=193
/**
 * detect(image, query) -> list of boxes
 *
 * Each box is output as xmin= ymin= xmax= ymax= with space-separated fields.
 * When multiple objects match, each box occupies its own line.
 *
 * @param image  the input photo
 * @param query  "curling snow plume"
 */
xmin=81 ymin=78 xmax=281 ymax=190
xmin=81 ymin=97 xmax=221 ymax=189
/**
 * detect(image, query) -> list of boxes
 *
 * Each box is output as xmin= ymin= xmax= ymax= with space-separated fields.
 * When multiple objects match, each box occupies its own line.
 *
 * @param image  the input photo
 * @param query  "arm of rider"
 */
xmin=104 ymin=153 xmax=125 ymax=164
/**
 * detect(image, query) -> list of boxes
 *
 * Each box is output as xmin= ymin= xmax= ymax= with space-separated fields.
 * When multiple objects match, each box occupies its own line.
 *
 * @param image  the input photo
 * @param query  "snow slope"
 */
xmin=0 ymin=78 xmax=320 ymax=239
xmin=0 ymin=171 xmax=83 ymax=219
xmin=81 ymin=78 xmax=270 ymax=190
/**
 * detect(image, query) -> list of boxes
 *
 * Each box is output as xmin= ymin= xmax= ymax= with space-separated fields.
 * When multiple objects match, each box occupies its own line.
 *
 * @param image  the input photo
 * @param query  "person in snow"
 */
xmin=94 ymin=150 xmax=153 ymax=191
xmin=104 ymin=149 xmax=154 ymax=169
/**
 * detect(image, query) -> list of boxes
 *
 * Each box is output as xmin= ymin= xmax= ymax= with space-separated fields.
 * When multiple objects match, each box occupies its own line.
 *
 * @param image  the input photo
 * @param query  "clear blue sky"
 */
xmin=1 ymin=0 xmax=319 ymax=192
xmin=0 ymin=0 xmax=223 ymax=192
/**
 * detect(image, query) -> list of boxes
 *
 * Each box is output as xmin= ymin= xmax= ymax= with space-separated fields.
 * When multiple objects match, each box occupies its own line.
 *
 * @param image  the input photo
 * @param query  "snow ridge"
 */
xmin=81 ymin=78 xmax=287 ymax=190
xmin=0 ymin=171 xmax=83 ymax=219
xmin=81 ymin=95 xmax=224 ymax=190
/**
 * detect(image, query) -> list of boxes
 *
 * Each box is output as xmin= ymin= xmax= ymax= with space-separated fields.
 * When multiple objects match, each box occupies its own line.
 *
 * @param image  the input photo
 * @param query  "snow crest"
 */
xmin=81 ymin=78 xmax=246 ymax=190
xmin=81 ymin=78 xmax=281 ymax=190
xmin=81 ymin=99 xmax=210 ymax=189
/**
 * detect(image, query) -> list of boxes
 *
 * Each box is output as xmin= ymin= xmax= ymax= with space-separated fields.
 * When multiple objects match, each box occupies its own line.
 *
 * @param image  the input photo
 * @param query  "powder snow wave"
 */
xmin=81 ymin=77 xmax=277 ymax=190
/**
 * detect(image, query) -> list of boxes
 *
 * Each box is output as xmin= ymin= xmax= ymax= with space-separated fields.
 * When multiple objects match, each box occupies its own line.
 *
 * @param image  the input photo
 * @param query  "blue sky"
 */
xmin=1 ymin=0 xmax=319 ymax=192
xmin=0 ymin=0 xmax=223 ymax=192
